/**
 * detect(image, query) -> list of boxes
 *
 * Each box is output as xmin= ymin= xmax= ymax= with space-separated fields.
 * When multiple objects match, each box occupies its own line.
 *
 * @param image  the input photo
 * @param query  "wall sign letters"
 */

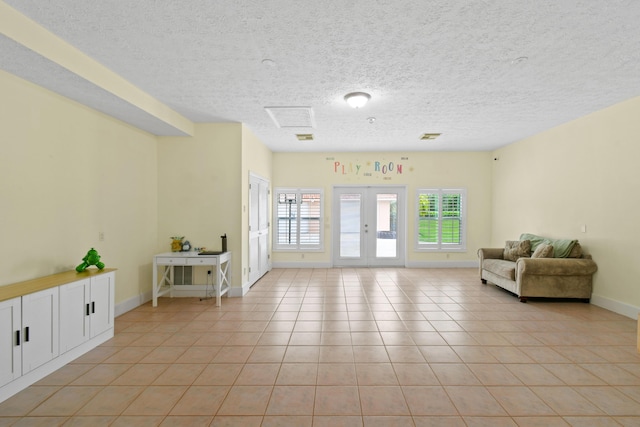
xmin=327 ymin=156 xmax=411 ymax=180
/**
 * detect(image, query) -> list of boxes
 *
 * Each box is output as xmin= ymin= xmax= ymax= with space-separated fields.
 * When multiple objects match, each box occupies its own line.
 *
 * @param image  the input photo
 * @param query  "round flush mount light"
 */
xmin=510 ymin=56 xmax=528 ymax=65
xmin=344 ymin=92 xmax=371 ymax=108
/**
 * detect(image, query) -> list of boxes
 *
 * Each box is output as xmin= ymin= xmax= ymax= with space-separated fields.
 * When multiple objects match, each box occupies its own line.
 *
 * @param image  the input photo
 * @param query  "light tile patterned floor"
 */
xmin=1 ymin=268 xmax=639 ymax=426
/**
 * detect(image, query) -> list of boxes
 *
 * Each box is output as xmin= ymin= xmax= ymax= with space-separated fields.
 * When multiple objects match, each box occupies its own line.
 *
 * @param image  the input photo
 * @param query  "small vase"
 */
xmin=171 ymin=238 xmax=183 ymax=252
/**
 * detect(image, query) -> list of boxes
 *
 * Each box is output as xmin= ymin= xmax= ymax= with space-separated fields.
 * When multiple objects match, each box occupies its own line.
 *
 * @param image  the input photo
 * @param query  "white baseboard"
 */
xmin=115 ymin=286 xmax=249 ymax=317
xmin=115 ymin=291 xmax=151 ymax=317
xmin=591 ymin=294 xmax=640 ymax=320
xmin=272 ymin=261 xmax=332 ymax=269
xmin=272 ymin=261 xmax=478 ymax=269
xmin=229 ymin=283 xmax=250 ymax=297
xmin=406 ymin=260 xmax=478 ymax=268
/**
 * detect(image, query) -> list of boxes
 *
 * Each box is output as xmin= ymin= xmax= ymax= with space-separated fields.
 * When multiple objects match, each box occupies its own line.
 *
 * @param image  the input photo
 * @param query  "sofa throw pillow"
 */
xmin=503 ymin=240 xmax=531 ymax=261
xmin=567 ymin=242 xmax=582 ymax=258
xmin=531 ymin=243 xmax=554 ymax=258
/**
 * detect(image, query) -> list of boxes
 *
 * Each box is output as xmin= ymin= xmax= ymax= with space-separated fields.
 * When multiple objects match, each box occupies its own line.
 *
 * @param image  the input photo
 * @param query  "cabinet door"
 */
xmin=59 ymin=279 xmax=91 ymax=353
xmin=0 ymin=298 xmax=21 ymax=387
xmin=21 ymin=288 xmax=59 ymax=374
xmin=90 ymin=272 xmax=114 ymax=338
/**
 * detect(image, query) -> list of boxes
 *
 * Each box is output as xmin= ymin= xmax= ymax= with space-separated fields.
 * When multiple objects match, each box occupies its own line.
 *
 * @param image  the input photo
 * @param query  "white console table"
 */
xmin=152 ymin=251 xmax=231 ymax=307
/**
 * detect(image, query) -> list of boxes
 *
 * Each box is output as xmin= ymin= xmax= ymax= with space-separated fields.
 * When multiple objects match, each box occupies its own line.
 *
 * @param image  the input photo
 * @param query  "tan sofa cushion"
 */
xmin=483 ymin=259 xmax=516 ymax=281
xmin=532 ymin=244 xmax=554 ymax=258
xmin=503 ymin=240 xmax=531 ymax=261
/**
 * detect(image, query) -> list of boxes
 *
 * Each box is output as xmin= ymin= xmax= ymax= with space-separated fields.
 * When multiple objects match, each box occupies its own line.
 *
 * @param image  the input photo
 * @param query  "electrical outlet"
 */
xmin=98 ymin=232 xmax=105 ymax=241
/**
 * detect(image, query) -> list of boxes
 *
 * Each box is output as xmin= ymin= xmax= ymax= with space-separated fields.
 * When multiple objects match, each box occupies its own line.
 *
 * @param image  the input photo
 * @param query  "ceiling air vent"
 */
xmin=265 ymin=106 xmax=316 ymax=128
xmin=296 ymin=134 xmax=314 ymax=141
xmin=420 ymin=133 xmax=441 ymax=141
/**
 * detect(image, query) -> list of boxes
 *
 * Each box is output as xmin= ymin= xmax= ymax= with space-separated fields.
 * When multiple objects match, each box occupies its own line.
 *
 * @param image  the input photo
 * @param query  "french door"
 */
xmin=333 ymin=186 xmax=406 ymax=267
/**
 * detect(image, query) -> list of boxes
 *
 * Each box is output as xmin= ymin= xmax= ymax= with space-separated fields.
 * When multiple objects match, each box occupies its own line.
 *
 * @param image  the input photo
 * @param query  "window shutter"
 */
xmin=416 ymin=189 xmax=466 ymax=251
xmin=274 ymin=189 xmax=323 ymax=250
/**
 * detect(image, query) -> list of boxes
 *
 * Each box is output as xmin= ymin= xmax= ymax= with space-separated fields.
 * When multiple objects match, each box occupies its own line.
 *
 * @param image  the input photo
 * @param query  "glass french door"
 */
xmin=333 ymin=186 xmax=405 ymax=267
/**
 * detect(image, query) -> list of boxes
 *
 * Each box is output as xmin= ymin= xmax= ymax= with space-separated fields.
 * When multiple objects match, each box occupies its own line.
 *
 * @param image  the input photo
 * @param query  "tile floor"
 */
xmin=1 ymin=268 xmax=640 ymax=426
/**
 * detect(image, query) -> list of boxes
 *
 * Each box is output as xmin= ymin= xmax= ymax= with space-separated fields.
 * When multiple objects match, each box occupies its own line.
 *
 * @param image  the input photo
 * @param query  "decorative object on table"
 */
xmin=221 ymin=233 xmax=227 ymax=252
xmin=182 ymin=240 xmax=191 ymax=251
xmin=75 ymin=248 xmax=105 ymax=272
xmin=170 ymin=236 xmax=184 ymax=252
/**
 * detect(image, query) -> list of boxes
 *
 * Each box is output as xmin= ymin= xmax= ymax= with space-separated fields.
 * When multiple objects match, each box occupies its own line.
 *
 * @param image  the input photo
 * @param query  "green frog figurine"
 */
xmin=76 ymin=248 xmax=105 ymax=272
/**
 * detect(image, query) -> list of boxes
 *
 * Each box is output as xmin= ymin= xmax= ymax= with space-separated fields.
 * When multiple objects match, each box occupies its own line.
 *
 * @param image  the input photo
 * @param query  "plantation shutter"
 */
xmin=276 ymin=193 xmax=298 ymax=246
xmin=441 ymin=192 xmax=462 ymax=246
xmin=416 ymin=189 xmax=466 ymax=251
xmin=274 ymin=189 xmax=323 ymax=250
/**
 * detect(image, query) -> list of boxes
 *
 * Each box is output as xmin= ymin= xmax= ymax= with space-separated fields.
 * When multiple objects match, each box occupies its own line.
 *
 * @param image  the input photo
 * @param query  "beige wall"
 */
xmin=491 ymin=96 xmax=640 ymax=315
xmin=0 ymin=70 xmax=158 ymax=305
xmin=157 ymin=124 xmax=244 ymax=288
xmin=4 ymin=60 xmax=639 ymax=318
xmin=272 ymin=151 xmax=493 ymax=265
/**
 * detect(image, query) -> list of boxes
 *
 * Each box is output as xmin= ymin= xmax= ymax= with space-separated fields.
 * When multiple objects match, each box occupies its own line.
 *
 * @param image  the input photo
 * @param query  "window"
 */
xmin=416 ymin=188 xmax=466 ymax=251
xmin=274 ymin=188 xmax=323 ymax=250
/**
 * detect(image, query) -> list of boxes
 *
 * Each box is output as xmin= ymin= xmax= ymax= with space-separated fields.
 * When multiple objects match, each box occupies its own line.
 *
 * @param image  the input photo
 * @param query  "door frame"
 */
xmin=248 ymin=172 xmax=270 ymax=287
xmin=332 ymin=185 xmax=407 ymax=267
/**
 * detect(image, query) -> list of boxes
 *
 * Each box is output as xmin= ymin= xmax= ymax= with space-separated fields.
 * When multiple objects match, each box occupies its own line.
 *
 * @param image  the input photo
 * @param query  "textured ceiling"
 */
xmin=2 ymin=0 xmax=640 ymax=152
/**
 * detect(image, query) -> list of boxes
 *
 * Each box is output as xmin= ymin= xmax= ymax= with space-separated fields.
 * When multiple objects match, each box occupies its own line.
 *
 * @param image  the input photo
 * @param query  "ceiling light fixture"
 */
xmin=510 ymin=56 xmax=528 ymax=65
xmin=344 ymin=92 xmax=371 ymax=108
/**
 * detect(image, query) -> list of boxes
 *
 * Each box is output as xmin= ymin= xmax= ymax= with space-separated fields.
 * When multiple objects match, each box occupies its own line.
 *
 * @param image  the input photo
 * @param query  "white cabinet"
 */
xmin=0 ymin=298 xmax=21 ymax=387
xmin=0 ymin=287 xmax=59 ymax=388
xmin=59 ymin=272 xmax=114 ymax=354
xmin=0 ymin=269 xmax=115 ymax=403
xmin=21 ymin=288 xmax=59 ymax=374
xmin=59 ymin=279 xmax=90 ymax=353
xmin=88 ymin=272 xmax=114 ymax=339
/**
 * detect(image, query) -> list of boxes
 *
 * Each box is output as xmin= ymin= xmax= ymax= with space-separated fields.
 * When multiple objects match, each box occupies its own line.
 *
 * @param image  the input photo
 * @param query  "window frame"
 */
xmin=273 ymin=188 xmax=324 ymax=251
xmin=415 ymin=188 xmax=467 ymax=252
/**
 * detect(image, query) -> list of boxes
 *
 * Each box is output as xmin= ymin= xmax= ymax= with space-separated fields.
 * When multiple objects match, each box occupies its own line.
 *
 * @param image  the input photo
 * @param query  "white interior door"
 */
xmin=249 ymin=173 xmax=270 ymax=285
xmin=333 ymin=186 xmax=405 ymax=267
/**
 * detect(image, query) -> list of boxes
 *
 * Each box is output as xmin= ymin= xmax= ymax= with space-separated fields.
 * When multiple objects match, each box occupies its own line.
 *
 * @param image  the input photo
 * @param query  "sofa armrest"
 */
xmin=477 ymin=248 xmax=504 ymax=280
xmin=516 ymin=257 xmax=598 ymax=277
xmin=477 ymin=248 xmax=504 ymax=261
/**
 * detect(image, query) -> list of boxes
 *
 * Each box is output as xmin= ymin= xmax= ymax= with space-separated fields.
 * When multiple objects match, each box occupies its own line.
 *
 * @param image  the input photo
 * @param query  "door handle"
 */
xmin=15 ymin=330 xmax=20 ymax=346
xmin=24 ymin=326 xmax=30 ymax=342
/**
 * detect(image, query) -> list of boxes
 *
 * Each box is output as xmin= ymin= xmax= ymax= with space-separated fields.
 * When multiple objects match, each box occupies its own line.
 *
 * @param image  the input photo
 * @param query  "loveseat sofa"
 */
xmin=478 ymin=233 xmax=598 ymax=302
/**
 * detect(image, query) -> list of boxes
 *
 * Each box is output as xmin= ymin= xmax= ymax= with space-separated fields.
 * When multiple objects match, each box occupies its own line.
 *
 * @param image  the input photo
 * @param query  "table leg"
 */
xmin=216 ymin=261 xmax=222 ymax=307
xmin=152 ymin=261 xmax=158 ymax=307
